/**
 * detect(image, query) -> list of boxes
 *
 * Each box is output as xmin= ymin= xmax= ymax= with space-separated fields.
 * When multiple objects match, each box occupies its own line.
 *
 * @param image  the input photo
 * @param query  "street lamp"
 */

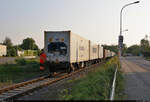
xmin=122 ymin=29 xmax=128 ymax=32
xmin=119 ymin=1 xmax=140 ymax=57
xmin=120 ymin=1 xmax=140 ymax=36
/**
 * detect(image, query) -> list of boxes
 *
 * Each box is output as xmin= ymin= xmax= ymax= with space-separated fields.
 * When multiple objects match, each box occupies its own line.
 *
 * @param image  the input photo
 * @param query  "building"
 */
xmin=0 ymin=45 xmax=7 ymax=56
xmin=17 ymin=50 xmax=24 ymax=56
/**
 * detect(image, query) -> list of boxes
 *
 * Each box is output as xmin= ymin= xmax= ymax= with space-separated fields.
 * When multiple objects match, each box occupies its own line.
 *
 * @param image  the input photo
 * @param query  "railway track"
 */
xmin=0 ymin=62 xmax=100 ymax=101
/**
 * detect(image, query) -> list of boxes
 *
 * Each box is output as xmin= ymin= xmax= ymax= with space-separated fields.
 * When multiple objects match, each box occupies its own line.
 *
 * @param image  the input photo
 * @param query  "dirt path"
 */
xmin=120 ymin=57 xmax=150 ymax=100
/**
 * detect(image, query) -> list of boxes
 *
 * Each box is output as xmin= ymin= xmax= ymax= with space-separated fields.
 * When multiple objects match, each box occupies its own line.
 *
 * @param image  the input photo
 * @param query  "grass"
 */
xmin=145 ymin=57 xmax=150 ymax=61
xmin=0 ymin=58 xmax=49 ymax=88
xmin=60 ymin=56 xmax=125 ymax=100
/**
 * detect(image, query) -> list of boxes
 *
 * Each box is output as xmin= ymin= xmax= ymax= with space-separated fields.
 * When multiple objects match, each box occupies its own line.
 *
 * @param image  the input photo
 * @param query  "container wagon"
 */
xmin=44 ymin=31 xmax=90 ymax=73
xmin=89 ymin=41 xmax=99 ymax=64
xmin=98 ymin=45 xmax=103 ymax=61
xmin=103 ymin=49 xmax=107 ymax=59
xmin=44 ymin=30 xmax=113 ymax=74
xmin=103 ymin=49 xmax=112 ymax=59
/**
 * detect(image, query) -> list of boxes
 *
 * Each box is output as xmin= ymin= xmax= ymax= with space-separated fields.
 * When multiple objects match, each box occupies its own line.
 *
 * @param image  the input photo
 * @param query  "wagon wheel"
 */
xmin=66 ymin=65 xmax=72 ymax=73
xmin=71 ymin=64 xmax=75 ymax=72
xmin=48 ymin=67 xmax=54 ymax=77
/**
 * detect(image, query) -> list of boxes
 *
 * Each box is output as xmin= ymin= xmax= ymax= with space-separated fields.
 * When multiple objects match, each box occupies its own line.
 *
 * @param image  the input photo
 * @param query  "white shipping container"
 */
xmin=98 ymin=45 xmax=103 ymax=59
xmin=44 ymin=31 xmax=90 ymax=63
xmin=105 ymin=49 xmax=109 ymax=58
xmin=108 ymin=50 xmax=111 ymax=57
xmin=89 ymin=41 xmax=98 ymax=60
xmin=70 ymin=32 xmax=89 ymax=63
xmin=0 ymin=45 xmax=7 ymax=56
xmin=112 ymin=52 xmax=115 ymax=56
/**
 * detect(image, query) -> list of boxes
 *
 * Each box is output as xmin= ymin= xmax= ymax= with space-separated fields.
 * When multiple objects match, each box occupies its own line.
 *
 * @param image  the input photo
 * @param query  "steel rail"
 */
xmin=0 ymin=72 xmax=61 ymax=95
xmin=0 ymin=63 xmax=101 ymax=101
xmin=110 ymin=67 xmax=117 ymax=100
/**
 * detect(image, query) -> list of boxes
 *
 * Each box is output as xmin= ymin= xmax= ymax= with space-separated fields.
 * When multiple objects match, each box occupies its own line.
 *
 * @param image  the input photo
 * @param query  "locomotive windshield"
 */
xmin=48 ymin=42 xmax=67 ymax=55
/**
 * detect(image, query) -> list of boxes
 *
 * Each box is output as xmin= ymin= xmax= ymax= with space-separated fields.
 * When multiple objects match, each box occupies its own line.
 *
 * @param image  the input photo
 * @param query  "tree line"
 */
xmin=102 ymin=35 xmax=150 ymax=57
xmin=2 ymin=35 xmax=150 ymax=57
xmin=125 ymin=36 xmax=150 ymax=57
xmin=2 ymin=37 xmax=40 ymax=57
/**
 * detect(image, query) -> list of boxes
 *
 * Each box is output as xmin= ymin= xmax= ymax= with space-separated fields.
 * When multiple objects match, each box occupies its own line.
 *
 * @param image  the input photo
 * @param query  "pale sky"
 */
xmin=0 ymin=0 xmax=149 ymax=49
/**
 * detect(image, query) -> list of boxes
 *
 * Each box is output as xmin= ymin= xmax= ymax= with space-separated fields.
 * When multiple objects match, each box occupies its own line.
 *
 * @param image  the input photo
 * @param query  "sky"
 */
xmin=0 ymin=0 xmax=150 ymax=49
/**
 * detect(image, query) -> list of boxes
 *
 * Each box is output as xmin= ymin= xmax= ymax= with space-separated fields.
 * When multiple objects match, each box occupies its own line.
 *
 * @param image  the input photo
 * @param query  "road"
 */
xmin=120 ymin=56 xmax=150 ymax=100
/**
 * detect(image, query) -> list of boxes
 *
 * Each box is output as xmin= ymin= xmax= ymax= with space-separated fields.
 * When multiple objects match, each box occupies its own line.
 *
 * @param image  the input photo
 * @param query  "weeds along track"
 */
xmin=0 ymin=63 xmax=101 ymax=101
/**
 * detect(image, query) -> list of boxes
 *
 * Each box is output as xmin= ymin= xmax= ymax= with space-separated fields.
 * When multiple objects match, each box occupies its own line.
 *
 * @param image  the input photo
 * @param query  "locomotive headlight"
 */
xmin=61 ymin=38 xmax=64 ymax=42
xmin=49 ymin=38 xmax=53 ymax=42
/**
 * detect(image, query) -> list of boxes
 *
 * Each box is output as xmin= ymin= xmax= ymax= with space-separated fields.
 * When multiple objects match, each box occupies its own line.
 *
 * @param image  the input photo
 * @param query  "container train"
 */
xmin=44 ymin=31 xmax=115 ymax=74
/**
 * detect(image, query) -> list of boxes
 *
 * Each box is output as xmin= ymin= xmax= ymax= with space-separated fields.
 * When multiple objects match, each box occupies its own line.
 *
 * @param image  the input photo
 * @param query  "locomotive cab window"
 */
xmin=48 ymin=42 xmax=67 ymax=55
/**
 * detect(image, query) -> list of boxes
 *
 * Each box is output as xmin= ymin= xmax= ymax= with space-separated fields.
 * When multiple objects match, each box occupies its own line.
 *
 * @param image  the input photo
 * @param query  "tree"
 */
xmin=102 ymin=44 xmax=118 ymax=54
xmin=20 ymin=37 xmax=39 ymax=50
xmin=140 ymin=39 xmax=150 ymax=51
xmin=7 ymin=48 xmax=17 ymax=57
xmin=140 ymin=37 xmax=150 ymax=57
xmin=3 ymin=37 xmax=13 ymax=49
xmin=14 ymin=45 xmax=22 ymax=51
xmin=126 ymin=45 xmax=141 ymax=56
xmin=2 ymin=37 xmax=17 ymax=56
xmin=122 ymin=44 xmax=128 ymax=55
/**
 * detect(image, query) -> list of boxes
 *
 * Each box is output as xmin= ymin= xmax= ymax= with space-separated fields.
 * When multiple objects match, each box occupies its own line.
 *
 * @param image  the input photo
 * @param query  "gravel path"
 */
xmin=120 ymin=56 xmax=150 ymax=100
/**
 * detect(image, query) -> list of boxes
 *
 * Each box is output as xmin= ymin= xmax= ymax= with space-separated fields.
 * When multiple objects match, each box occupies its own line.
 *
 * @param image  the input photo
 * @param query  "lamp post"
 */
xmin=122 ymin=29 xmax=128 ymax=33
xmin=119 ymin=1 xmax=140 ymax=57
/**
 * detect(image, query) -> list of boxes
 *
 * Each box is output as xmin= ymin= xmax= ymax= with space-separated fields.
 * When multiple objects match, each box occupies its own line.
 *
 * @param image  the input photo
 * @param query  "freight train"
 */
xmin=44 ymin=31 xmax=115 ymax=74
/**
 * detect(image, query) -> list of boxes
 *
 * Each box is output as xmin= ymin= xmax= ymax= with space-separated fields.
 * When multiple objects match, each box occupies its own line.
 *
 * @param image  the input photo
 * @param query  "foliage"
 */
xmin=140 ymin=39 xmax=150 ymax=50
xmin=121 ymin=44 xmax=128 ymax=55
xmin=126 ymin=45 xmax=141 ymax=56
xmin=124 ymin=35 xmax=150 ymax=57
xmin=20 ymin=37 xmax=39 ymax=50
xmin=15 ymin=58 xmax=27 ymax=65
xmin=142 ymin=50 xmax=150 ymax=57
xmin=24 ymin=50 xmax=38 ymax=56
xmin=102 ymin=44 xmax=127 ymax=55
xmin=140 ymin=38 xmax=150 ymax=57
xmin=3 ymin=37 xmax=17 ymax=57
xmin=3 ymin=37 xmax=13 ymax=49
xmin=102 ymin=45 xmax=118 ymax=54
xmin=115 ymin=69 xmax=125 ymax=99
xmin=2 ymin=37 xmax=39 ymax=57
xmin=0 ymin=58 xmax=48 ymax=84
xmin=7 ymin=47 xmax=17 ymax=57
xmin=13 ymin=45 xmax=23 ymax=51
xmin=146 ymin=57 xmax=150 ymax=61
xmin=61 ymin=57 xmax=125 ymax=100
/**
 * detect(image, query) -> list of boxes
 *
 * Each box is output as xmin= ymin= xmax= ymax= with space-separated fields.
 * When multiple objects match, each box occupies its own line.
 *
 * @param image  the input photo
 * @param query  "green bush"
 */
xmin=23 ymin=50 xmax=38 ymax=56
xmin=15 ymin=58 xmax=27 ymax=65
xmin=142 ymin=50 xmax=150 ymax=57
xmin=0 ymin=58 xmax=46 ymax=83
xmin=60 ymin=56 xmax=124 ymax=100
